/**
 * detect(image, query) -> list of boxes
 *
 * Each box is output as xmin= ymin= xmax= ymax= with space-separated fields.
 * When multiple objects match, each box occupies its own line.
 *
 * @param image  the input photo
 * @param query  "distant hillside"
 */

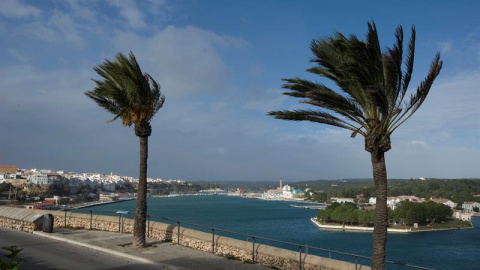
xmin=291 ymin=178 xmax=480 ymax=203
xmin=192 ymin=180 xmax=280 ymax=190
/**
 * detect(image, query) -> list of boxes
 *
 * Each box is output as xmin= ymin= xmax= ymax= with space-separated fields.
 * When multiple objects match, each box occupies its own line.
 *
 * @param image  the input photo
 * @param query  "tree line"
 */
xmin=318 ymin=201 xmax=453 ymax=226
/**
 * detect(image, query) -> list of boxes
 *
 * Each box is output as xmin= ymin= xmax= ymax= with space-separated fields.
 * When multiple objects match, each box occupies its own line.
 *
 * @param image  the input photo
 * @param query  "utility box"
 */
xmin=43 ymin=214 xmax=54 ymax=233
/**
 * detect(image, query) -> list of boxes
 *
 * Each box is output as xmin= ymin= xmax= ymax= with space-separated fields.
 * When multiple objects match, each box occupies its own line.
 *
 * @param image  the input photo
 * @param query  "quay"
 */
xmin=67 ymin=198 xmax=135 ymax=209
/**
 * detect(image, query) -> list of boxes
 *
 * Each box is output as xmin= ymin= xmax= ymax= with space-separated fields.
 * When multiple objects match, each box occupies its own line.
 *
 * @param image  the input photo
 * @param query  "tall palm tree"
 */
xmin=85 ymin=51 xmax=165 ymax=247
xmin=268 ymin=22 xmax=442 ymax=269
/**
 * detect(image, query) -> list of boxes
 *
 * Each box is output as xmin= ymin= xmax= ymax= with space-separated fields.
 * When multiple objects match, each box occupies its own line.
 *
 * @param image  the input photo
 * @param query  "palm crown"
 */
xmin=269 ymin=22 xmax=442 ymax=153
xmin=85 ymin=52 xmax=165 ymax=134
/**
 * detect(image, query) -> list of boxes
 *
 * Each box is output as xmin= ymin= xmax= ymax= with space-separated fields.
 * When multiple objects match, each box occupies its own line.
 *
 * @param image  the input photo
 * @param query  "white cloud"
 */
xmin=0 ymin=65 xmax=95 ymax=118
xmin=398 ymin=70 xmax=480 ymax=141
xmin=15 ymin=11 xmax=85 ymax=48
xmin=49 ymin=11 xmax=85 ymax=47
xmin=64 ymin=0 xmax=96 ymax=21
xmin=107 ymin=0 xmax=147 ymax=29
xmin=0 ymin=0 xmax=42 ymax=18
xmin=112 ymin=26 xmax=247 ymax=98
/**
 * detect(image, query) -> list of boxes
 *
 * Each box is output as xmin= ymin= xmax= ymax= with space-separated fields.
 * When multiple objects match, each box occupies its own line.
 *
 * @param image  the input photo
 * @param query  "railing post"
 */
xmin=355 ymin=256 xmax=358 ymax=270
xmin=211 ymin=228 xmax=215 ymax=254
xmin=299 ymin=245 xmax=302 ymax=270
xmin=252 ymin=236 xmax=255 ymax=263
xmin=64 ymin=209 xmax=67 ymax=227
xmin=118 ymin=213 xmax=122 ymax=233
xmin=177 ymin=221 xmax=180 ymax=245
xmin=147 ymin=215 xmax=150 ymax=238
xmin=89 ymin=210 xmax=93 ymax=230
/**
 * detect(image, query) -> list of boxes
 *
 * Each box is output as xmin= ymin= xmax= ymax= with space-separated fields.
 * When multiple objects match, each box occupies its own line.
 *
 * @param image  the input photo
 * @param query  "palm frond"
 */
xmin=270 ymin=21 xmax=442 ymax=145
xmin=389 ymin=53 xmax=442 ymax=132
xmin=85 ymin=51 xmax=165 ymax=128
xmin=268 ymin=110 xmax=365 ymax=136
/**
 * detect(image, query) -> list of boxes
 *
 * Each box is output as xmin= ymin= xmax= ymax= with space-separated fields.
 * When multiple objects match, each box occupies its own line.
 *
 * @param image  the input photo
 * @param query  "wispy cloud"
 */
xmin=438 ymin=41 xmax=452 ymax=54
xmin=0 ymin=0 xmax=42 ymax=18
xmin=64 ymin=0 xmax=96 ymax=21
xmin=14 ymin=10 xmax=85 ymax=48
xmin=107 ymin=0 xmax=147 ymax=29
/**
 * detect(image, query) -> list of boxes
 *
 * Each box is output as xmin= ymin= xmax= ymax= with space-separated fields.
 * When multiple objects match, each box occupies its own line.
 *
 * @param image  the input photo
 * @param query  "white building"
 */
xmin=430 ymin=198 xmax=457 ymax=209
xmin=30 ymin=173 xmax=50 ymax=185
xmin=454 ymin=210 xmax=474 ymax=221
xmin=282 ymin=185 xmax=293 ymax=199
xmin=462 ymin=202 xmax=480 ymax=213
xmin=369 ymin=197 xmax=377 ymax=205
xmin=332 ymin=197 xmax=355 ymax=204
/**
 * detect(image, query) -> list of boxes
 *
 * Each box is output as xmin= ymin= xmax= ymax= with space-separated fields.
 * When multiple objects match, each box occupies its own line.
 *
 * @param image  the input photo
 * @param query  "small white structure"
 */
xmin=282 ymin=185 xmax=293 ymax=199
xmin=332 ymin=197 xmax=355 ymax=204
xmin=454 ymin=210 xmax=473 ymax=221
xmin=369 ymin=197 xmax=377 ymax=205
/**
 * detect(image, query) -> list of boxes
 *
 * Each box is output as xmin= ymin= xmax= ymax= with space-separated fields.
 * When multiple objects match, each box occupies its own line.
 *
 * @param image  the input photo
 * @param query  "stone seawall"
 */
xmin=0 ymin=207 xmax=369 ymax=270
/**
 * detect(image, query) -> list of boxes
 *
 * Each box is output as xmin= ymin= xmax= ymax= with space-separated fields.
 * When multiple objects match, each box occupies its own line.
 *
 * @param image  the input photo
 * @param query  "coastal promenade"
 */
xmin=1 ymin=227 xmax=268 ymax=270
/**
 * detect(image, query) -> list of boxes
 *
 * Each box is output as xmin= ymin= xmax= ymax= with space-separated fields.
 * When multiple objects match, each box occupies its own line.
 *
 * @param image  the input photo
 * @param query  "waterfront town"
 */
xmin=0 ymin=164 xmax=188 ymax=209
xmin=1 ymin=164 xmax=478 ymax=222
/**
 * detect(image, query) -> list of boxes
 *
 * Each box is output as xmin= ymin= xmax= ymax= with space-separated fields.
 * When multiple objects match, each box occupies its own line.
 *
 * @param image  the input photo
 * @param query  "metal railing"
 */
xmin=63 ymin=208 xmax=434 ymax=270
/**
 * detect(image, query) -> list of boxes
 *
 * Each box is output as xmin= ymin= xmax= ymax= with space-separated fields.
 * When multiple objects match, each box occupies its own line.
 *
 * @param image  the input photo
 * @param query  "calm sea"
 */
xmin=81 ymin=195 xmax=480 ymax=270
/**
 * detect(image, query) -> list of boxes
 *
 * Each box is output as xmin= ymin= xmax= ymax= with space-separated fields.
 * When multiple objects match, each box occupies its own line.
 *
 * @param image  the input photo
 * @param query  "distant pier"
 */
xmin=67 ymin=198 xmax=135 ymax=209
xmin=289 ymin=204 xmax=327 ymax=210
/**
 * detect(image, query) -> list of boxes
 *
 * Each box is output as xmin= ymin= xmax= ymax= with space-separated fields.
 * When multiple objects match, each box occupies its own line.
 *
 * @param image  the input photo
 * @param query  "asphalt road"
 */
xmin=0 ymin=228 xmax=172 ymax=270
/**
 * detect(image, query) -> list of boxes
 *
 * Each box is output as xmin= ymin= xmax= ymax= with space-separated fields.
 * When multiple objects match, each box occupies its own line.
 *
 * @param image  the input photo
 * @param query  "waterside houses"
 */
xmin=462 ymin=202 xmax=480 ymax=213
xmin=430 ymin=198 xmax=457 ymax=209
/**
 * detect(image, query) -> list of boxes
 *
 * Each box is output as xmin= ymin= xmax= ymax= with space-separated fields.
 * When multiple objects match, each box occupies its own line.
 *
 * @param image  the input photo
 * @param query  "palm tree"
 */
xmin=85 ymin=51 xmax=165 ymax=247
xmin=268 ymin=22 xmax=442 ymax=269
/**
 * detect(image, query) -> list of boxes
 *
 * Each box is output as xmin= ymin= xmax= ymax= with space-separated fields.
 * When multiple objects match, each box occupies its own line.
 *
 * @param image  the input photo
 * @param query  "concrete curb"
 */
xmin=32 ymin=231 xmax=165 ymax=267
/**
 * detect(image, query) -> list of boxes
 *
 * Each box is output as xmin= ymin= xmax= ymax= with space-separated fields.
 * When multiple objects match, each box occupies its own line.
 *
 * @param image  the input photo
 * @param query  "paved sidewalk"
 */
xmin=33 ymin=228 xmax=268 ymax=270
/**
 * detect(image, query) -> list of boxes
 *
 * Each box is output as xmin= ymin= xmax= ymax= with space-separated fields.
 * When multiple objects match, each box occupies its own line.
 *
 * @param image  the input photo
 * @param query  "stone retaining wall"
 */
xmin=0 ymin=207 xmax=44 ymax=232
xmin=0 ymin=216 xmax=39 ymax=232
xmin=0 ymin=207 xmax=369 ymax=270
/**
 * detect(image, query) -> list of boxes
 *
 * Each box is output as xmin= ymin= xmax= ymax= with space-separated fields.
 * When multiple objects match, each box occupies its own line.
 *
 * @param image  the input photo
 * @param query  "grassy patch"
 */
xmin=242 ymin=259 xmax=253 ymax=264
xmin=392 ymin=219 xmax=473 ymax=231
xmin=221 ymin=253 xmax=242 ymax=261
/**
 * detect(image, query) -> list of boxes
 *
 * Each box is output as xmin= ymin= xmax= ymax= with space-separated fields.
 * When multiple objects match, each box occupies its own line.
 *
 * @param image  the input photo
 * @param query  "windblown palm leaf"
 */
xmin=269 ymin=22 xmax=442 ymax=145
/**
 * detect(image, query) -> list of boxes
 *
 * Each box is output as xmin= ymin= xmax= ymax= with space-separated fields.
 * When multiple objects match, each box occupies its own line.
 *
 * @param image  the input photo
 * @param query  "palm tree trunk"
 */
xmin=371 ymin=150 xmax=388 ymax=270
xmin=133 ymin=135 xmax=148 ymax=247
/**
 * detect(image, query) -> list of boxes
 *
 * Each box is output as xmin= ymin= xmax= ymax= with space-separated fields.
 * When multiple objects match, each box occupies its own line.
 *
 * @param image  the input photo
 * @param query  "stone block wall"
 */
xmin=0 ymin=207 xmax=369 ymax=270
xmin=0 ymin=217 xmax=39 ymax=232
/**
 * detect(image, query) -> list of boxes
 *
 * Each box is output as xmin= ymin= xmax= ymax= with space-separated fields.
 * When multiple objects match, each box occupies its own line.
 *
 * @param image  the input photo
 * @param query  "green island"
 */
xmin=315 ymin=201 xmax=473 ymax=232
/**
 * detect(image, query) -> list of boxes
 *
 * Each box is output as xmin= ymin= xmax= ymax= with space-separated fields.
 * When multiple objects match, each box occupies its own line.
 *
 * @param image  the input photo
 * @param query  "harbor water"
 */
xmin=81 ymin=195 xmax=480 ymax=270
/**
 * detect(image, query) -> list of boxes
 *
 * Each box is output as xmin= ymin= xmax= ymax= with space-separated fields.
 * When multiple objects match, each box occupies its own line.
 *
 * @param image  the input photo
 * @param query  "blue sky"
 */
xmin=0 ymin=0 xmax=479 ymax=181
